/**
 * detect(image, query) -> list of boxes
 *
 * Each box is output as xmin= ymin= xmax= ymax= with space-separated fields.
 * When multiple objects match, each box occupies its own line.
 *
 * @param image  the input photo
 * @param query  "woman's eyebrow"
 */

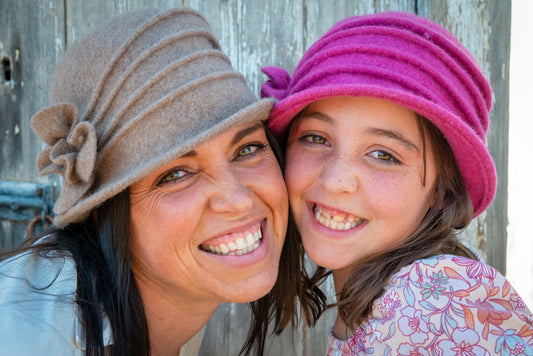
xmin=231 ymin=122 xmax=265 ymax=145
xmin=181 ymin=150 xmax=198 ymax=157
xmin=367 ymin=127 xmax=419 ymax=152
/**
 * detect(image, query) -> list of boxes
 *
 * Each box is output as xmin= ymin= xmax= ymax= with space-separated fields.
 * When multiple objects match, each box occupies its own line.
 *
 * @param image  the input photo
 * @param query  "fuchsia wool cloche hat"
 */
xmin=261 ymin=11 xmax=496 ymax=218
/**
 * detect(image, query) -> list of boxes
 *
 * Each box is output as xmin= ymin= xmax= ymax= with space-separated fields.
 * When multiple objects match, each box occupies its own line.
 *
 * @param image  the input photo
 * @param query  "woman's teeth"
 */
xmin=200 ymin=228 xmax=262 ymax=256
xmin=314 ymin=205 xmax=365 ymax=230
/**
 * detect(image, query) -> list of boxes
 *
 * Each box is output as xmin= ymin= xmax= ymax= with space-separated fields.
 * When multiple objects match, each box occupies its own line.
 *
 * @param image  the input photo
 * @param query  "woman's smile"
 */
xmin=129 ymin=121 xmax=288 ymax=304
xmin=200 ymin=222 xmax=263 ymax=256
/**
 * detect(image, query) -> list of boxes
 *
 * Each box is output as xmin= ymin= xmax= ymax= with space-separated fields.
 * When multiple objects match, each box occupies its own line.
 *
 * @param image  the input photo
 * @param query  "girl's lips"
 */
xmin=311 ymin=203 xmax=367 ymax=231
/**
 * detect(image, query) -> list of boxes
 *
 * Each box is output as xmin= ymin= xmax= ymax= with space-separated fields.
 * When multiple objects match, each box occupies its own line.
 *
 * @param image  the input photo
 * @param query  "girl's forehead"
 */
xmin=300 ymin=97 xmax=420 ymax=134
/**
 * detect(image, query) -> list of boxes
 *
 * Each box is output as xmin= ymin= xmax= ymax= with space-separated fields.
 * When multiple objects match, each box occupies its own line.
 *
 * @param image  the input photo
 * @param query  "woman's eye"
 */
xmin=371 ymin=150 xmax=400 ymax=164
xmin=235 ymin=142 xmax=267 ymax=159
xmin=237 ymin=145 xmax=254 ymax=157
xmin=157 ymin=168 xmax=191 ymax=186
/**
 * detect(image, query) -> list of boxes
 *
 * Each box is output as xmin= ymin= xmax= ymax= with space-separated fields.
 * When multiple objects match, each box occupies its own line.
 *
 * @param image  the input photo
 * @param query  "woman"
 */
xmin=0 ymin=8 xmax=320 ymax=355
xmin=262 ymin=12 xmax=533 ymax=355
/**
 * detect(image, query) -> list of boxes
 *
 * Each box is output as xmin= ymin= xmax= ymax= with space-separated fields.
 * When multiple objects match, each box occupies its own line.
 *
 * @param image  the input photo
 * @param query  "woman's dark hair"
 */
xmin=332 ymin=115 xmax=477 ymax=328
xmin=240 ymin=128 xmax=328 ymax=355
xmin=1 ymin=125 xmax=326 ymax=356
xmin=1 ymin=187 xmax=147 ymax=356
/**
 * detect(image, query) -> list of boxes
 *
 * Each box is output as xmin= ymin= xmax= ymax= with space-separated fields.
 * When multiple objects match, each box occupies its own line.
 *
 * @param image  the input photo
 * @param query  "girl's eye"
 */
xmin=235 ymin=142 xmax=268 ymax=159
xmin=301 ymin=134 xmax=329 ymax=145
xmin=157 ymin=168 xmax=191 ymax=186
xmin=370 ymin=150 xmax=400 ymax=165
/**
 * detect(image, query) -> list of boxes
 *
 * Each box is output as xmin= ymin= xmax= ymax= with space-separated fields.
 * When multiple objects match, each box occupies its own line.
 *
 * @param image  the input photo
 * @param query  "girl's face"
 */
xmin=285 ymin=96 xmax=437 ymax=275
xmin=129 ymin=121 xmax=288 ymax=306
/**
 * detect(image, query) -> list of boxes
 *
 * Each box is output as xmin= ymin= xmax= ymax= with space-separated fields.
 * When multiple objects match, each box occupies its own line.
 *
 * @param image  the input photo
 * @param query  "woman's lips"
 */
xmin=199 ymin=223 xmax=262 ymax=256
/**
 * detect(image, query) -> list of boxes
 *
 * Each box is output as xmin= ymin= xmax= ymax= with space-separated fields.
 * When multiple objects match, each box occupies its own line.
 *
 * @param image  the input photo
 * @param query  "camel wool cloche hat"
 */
xmin=261 ymin=11 xmax=496 ymax=218
xmin=31 ymin=8 xmax=274 ymax=227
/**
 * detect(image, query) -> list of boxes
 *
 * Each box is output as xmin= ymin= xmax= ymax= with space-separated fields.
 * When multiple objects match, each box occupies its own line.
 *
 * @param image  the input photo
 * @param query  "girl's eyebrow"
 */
xmin=301 ymin=111 xmax=419 ymax=152
xmin=301 ymin=111 xmax=334 ymax=123
xmin=367 ymin=127 xmax=419 ymax=152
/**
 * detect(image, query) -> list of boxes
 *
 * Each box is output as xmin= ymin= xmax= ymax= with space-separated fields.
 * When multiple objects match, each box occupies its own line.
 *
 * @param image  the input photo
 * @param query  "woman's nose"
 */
xmin=208 ymin=169 xmax=254 ymax=215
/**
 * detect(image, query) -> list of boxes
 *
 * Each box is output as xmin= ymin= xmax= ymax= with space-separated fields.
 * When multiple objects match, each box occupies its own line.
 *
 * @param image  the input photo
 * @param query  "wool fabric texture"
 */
xmin=261 ymin=11 xmax=496 ymax=218
xmin=31 ymin=8 xmax=274 ymax=226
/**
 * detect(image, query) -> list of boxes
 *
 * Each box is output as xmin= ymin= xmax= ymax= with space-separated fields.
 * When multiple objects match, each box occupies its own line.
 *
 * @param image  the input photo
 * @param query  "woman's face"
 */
xmin=285 ymin=96 xmax=437 ymax=275
xmin=129 ymin=121 xmax=288 ymax=305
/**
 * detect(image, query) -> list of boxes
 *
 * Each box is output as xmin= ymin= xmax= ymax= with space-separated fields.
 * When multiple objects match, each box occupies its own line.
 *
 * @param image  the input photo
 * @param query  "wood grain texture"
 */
xmin=0 ymin=0 xmax=63 ymax=246
xmin=0 ymin=1 xmax=510 ymax=354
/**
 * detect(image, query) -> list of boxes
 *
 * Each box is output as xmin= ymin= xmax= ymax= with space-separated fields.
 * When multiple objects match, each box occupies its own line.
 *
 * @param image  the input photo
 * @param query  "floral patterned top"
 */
xmin=327 ymin=254 xmax=533 ymax=355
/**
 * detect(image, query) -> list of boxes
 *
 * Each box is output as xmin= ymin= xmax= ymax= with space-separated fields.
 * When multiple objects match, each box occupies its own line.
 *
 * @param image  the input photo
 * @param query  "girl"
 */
xmin=262 ymin=11 xmax=533 ymax=355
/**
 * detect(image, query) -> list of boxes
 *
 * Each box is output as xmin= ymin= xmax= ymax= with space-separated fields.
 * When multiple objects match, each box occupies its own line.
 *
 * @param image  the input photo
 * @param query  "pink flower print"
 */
xmin=399 ymin=306 xmax=430 ymax=344
xmin=452 ymin=257 xmax=497 ymax=280
xmin=436 ymin=327 xmax=490 ymax=356
xmin=511 ymin=293 xmax=527 ymax=310
xmin=347 ymin=327 xmax=367 ymax=353
xmin=397 ymin=343 xmax=430 ymax=356
xmin=378 ymin=290 xmax=402 ymax=320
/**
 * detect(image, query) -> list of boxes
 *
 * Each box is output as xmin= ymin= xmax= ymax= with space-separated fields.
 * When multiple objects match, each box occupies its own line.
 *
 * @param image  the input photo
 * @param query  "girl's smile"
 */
xmin=312 ymin=203 xmax=367 ymax=231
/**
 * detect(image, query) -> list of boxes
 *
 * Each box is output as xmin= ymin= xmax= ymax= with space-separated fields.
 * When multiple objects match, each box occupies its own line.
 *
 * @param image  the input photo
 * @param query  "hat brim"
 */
xmin=268 ymin=85 xmax=496 ymax=218
xmin=54 ymin=98 xmax=275 ymax=226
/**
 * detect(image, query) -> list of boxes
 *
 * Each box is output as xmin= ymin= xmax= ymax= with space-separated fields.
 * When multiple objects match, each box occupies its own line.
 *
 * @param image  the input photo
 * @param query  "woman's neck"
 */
xmin=137 ymin=281 xmax=219 ymax=356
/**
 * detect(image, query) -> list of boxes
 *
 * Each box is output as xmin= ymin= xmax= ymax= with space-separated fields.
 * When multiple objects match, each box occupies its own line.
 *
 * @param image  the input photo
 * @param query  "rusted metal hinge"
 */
xmin=0 ymin=180 xmax=54 ymax=224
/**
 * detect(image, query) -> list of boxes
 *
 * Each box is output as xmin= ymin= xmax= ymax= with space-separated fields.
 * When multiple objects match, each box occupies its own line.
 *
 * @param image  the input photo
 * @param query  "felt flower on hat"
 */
xmin=30 ymin=103 xmax=97 ymax=214
xmin=261 ymin=66 xmax=291 ymax=100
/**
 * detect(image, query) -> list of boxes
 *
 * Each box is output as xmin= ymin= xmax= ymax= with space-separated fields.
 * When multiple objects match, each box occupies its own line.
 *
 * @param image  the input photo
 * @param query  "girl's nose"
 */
xmin=318 ymin=155 xmax=358 ymax=194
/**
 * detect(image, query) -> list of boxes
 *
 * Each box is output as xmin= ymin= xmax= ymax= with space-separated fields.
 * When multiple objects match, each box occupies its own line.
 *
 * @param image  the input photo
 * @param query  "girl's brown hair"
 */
xmin=332 ymin=115 xmax=476 ymax=328
xmin=240 ymin=128 xmax=327 ymax=355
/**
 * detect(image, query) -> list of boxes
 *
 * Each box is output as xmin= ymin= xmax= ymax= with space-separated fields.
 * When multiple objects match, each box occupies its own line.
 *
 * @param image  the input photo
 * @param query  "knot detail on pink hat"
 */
xmin=262 ymin=11 xmax=496 ymax=217
xmin=261 ymin=66 xmax=291 ymax=100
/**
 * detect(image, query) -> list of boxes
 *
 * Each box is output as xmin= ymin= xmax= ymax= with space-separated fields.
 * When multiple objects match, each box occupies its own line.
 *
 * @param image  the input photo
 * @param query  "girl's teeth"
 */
xmin=201 ymin=227 xmax=262 ymax=256
xmin=314 ymin=205 xmax=364 ymax=231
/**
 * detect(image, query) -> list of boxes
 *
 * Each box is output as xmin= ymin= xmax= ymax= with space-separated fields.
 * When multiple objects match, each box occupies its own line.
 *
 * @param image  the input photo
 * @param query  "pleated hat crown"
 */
xmin=261 ymin=11 xmax=496 ymax=217
xmin=31 ymin=8 xmax=274 ymax=226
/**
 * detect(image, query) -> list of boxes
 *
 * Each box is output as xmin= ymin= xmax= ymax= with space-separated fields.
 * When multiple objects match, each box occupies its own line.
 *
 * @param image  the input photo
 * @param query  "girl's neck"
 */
xmin=332 ymin=267 xmax=352 ymax=294
xmin=331 ymin=267 xmax=358 ymax=340
xmin=137 ymin=282 xmax=219 ymax=356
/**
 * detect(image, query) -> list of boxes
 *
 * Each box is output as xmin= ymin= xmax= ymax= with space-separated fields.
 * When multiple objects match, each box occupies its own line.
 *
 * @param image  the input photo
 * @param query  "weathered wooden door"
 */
xmin=0 ymin=1 xmax=510 ymax=354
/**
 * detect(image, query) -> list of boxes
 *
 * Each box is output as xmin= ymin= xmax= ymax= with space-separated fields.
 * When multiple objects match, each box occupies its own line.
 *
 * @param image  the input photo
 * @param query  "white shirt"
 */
xmin=0 ymin=246 xmax=204 ymax=355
